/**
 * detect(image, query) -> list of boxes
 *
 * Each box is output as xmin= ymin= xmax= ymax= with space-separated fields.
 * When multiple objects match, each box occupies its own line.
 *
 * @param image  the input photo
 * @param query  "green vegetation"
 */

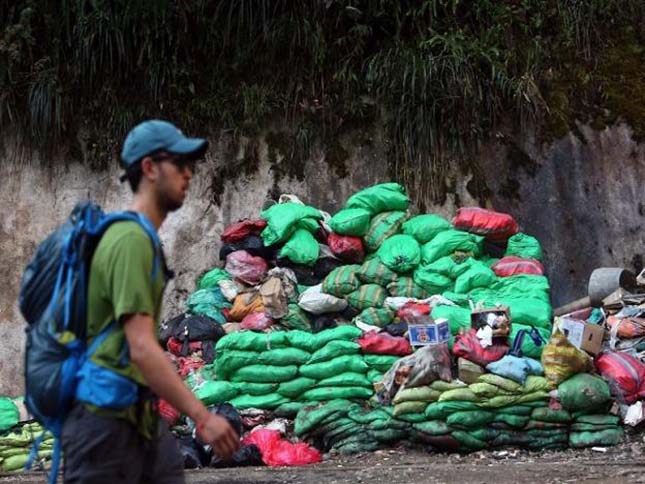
xmin=1 ymin=1 xmax=643 ymax=201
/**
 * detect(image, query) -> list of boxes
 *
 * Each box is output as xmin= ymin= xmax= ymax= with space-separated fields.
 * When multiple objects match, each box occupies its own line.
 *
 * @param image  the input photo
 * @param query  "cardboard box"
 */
xmin=555 ymin=317 xmax=604 ymax=355
xmin=470 ymin=306 xmax=511 ymax=338
xmin=408 ymin=318 xmax=450 ymax=346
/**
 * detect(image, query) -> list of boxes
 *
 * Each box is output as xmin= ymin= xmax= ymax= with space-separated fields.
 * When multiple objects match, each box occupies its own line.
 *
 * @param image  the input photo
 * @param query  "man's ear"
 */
xmin=140 ymin=156 xmax=158 ymax=181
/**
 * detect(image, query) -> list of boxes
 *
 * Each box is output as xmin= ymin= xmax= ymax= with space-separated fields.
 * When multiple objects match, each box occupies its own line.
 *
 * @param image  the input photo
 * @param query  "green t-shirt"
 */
xmin=85 ymin=220 xmax=167 ymax=436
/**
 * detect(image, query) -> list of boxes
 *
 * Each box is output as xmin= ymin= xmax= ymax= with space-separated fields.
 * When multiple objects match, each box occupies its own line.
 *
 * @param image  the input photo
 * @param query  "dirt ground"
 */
xmin=3 ymin=432 xmax=645 ymax=484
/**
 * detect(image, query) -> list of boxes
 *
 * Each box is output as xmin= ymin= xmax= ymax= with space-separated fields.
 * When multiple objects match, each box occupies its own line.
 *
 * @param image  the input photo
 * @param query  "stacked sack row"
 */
xmin=0 ymin=397 xmax=52 ymax=473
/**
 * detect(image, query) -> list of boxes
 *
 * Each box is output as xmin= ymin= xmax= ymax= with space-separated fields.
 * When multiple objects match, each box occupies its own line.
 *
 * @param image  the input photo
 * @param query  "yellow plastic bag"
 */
xmin=541 ymin=330 xmax=592 ymax=385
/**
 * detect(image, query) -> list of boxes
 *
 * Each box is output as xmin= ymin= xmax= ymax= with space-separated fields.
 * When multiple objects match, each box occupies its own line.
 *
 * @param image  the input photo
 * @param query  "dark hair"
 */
xmin=124 ymin=161 xmax=144 ymax=192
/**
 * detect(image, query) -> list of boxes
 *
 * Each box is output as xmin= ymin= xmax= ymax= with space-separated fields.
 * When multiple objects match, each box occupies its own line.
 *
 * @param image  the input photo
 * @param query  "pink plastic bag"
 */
xmin=452 ymin=207 xmax=519 ymax=241
xmin=359 ymin=331 xmax=412 ymax=356
xmin=225 ymin=250 xmax=268 ymax=285
xmin=242 ymin=429 xmax=321 ymax=467
xmin=240 ymin=312 xmax=274 ymax=331
xmin=492 ymin=256 xmax=544 ymax=277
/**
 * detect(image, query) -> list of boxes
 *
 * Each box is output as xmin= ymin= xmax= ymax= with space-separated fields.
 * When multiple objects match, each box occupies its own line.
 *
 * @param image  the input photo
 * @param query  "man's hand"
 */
xmin=196 ymin=413 xmax=240 ymax=461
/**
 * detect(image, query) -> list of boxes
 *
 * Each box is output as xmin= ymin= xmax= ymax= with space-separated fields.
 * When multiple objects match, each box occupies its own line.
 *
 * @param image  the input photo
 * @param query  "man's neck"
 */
xmin=130 ymin=194 xmax=166 ymax=230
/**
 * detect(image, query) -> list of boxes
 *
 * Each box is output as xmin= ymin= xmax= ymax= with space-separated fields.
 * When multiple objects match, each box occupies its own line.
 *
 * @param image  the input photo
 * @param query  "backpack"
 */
xmin=19 ymin=200 xmax=170 ymax=483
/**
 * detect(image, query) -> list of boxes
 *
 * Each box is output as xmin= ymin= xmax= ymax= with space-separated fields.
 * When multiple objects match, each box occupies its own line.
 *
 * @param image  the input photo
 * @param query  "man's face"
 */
xmin=153 ymin=154 xmax=197 ymax=212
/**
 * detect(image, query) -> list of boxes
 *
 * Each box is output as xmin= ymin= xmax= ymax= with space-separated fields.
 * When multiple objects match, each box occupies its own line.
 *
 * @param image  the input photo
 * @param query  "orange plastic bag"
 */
xmin=228 ymin=292 xmax=265 ymax=321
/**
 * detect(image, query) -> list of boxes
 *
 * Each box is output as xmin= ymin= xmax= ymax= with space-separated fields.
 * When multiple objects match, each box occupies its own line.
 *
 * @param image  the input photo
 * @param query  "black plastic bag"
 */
xmin=209 ymin=402 xmax=243 ymax=436
xmin=313 ymin=257 xmax=344 ymax=280
xmin=276 ymin=258 xmax=321 ymax=286
xmin=384 ymin=322 xmax=408 ymax=337
xmin=178 ymin=436 xmax=210 ymax=469
xmin=311 ymin=315 xmax=338 ymax=333
xmin=173 ymin=315 xmax=226 ymax=343
xmin=483 ymin=239 xmax=508 ymax=259
xmin=211 ymin=444 xmax=264 ymax=468
xmin=219 ymin=235 xmax=276 ymax=261
xmin=159 ymin=313 xmax=187 ymax=346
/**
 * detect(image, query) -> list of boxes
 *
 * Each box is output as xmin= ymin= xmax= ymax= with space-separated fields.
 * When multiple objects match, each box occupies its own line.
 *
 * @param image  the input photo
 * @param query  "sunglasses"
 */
xmin=150 ymin=154 xmax=197 ymax=172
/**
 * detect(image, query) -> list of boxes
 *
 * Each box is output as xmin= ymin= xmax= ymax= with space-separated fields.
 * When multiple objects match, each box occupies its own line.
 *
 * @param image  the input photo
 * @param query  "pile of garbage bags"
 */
xmin=154 ymin=182 xmax=635 ymax=464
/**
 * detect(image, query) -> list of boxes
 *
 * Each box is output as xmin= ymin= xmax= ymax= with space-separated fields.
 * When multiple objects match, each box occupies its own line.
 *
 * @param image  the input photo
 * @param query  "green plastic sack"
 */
xmin=215 ymin=350 xmax=260 ymax=378
xmin=506 ymin=233 xmax=543 ymax=260
xmin=413 ymin=266 xmax=454 ymax=294
xmin=217 ymin=331 xmax=289 ymax=352
xmin=261 ymin=202 xmax=322 ymax=246
xmin=396 ymin=412 xmax=427 ymax=423
xmin=313 ymin=325 xmax=363 ymax=349
xmin=364 ymin=354 xmax=401 ymax=373
xmin=483 ymin=275 xmax=551 ymax=301
xmin=231 ymin=382 xmax=277 ymax=396
xmin=453 ymin=260 xmax=496 ymax=293
xmin=300 ymin=355 xmax=368 ymax=380
xmin=309 ymin=340 xmax=361 ymax=363
xmin=438 ymin=388 xmax=478 ymax=402
xmin=230 ymin=393 xmax=289 ymax=410
xmin=277 ymin=377 xmax=318 ymax=398
xmin=322 ymin=265 xmax=362 ymax=297
xmin=197 ymin=268 xmax=231 ymax=290
xmin=345 ymin=182 xmax=410 ymax=215
xmin=275 ymin=401 xmax=306 ymax=418
xmin=429 ymin=380 xmax=467 ymax=391
xmin=279 ymin=229 xmax=320 ymax=266
xmin=376 ymin=235 xmax=421 ymax=273
xmin=423 ymin=256 xmax=457 ymax=278
xmin=569 ymin=428 xmax=624 ymax=448
xmin=301 ymin=386 xmax=373 ymax=402
xmin=523 ymin=375 xmax=553 ymax=393
xmin=478 ymin=374 xmax=523 ymax=393
xmin=430 ymin=305 xmax=471 ymax=334
xmin=367 ymin=369 xmax=384 ymax=383
xmin=357 ymin=307 xmax=395 ymax=328
xmin=258 ymin=347 xmax=312 ymax=366
xmin=424 ymin=401 xmax=480 ymax=419
xmin=446 ymin=410 xmax=494 ymax=428
xmin=420 ymin=230 xmax=483 ymax=264
xmin=469 ymin=382 xmax=499 ymax=398
xmin=451 ymin=430 xmax=487 ymax=451
xmin=392 ymin=401 xmax=429 ymax=416
xmin=575 ymin=414 xmax=620 ymax=426
xmin=413 ymin=420 xmax=452 ymax=436
xmin=558 ymin=374 xmax=611 ymax=412
xmin=346 ymin=284 xmax=387 ymax=311
xmin=319 ymin=372 xmax=373 ymax=388
xmin=187 ymin=305 xmax=226 ymax=323
xmin=186 ymin=287 xmax=232 ymax=312
xmin=347 ymin=407 xmax=391 ymax=425
xmin=330 ymin=208 xmax=372 ymax=236
xmin=295 ymin=399 xmax=354 ymax=435
xmin=281 ymin=304 xmax=312 ymax=331
xmin=393 ymin=386 xmax=441 ymax=404
xmin=0 ymin=398 xmax=19 ymax=433
xmin=386 ymin=277 xmax=428 ymax=299
xmin=402 ymin=214 xmax=451 ymax=244
xmin=493 ymin=413 xmax=530 ymax=428
xmin=364 ymin=211 xmax=408 ymax=252
xmin=357 ymin=258 xmax=399 ymax=286
xmin=230 ymin=364 xmax=299 ymax=383
xmin=497 ymin=404 xmax=534 ymax=416
xmin=194 ymin=381 xmax=239 ymax=405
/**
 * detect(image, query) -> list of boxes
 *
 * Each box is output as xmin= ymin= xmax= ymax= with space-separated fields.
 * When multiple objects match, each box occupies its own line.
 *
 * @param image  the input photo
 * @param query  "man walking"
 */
xmin=61 ymin=120 xmax=239 ymax=483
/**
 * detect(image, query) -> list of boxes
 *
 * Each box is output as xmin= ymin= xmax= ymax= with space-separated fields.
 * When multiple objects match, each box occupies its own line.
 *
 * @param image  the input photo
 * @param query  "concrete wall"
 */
xmin=0 ymin=125 xmax=643 ymax=396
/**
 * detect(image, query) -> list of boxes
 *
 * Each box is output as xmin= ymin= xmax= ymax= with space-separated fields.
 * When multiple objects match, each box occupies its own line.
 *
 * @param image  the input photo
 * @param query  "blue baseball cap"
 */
xmin=120 ymin=119 xmax=209 ymax=167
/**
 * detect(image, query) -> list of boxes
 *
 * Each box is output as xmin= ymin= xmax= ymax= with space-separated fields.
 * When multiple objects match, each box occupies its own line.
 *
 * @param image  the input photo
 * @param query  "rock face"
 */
xmin=0 ymin=125 xmax=643 ymax=395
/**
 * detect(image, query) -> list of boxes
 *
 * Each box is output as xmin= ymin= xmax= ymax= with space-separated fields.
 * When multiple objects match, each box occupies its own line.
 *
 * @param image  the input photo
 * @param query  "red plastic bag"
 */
xmin=158 ymin=399 xmax=180 ymax=426
xmin=452 ymin=207 xmax=519 ymax=241
xmin=176 ymin=356 xmax=205 ymax=378
xmin=240 ymin=312 xmax=274 ymax=331
xmin=492 ymin=256 xmax=544 ymax=277
xmin=595 ymin=351 xmax=645 ymax=404
xmin=397 ymin=302 xmax=431 ymax=324
xmin=327 ymin=233 xmax=365 ymax=263
xmin=359 ymin=331 xmax=412 ymax=356
xmin=166 ymin=337 xmax=202 ymax=356
xmin=242 ymin=429 xmax=321 ymax=467
xmin=452 ymin=329 xmax=508 ymax=366
xmin=225 ymin=250 xmax=268 ymax=285
xmin=222 ymin=219 xmax=267 ymax=243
